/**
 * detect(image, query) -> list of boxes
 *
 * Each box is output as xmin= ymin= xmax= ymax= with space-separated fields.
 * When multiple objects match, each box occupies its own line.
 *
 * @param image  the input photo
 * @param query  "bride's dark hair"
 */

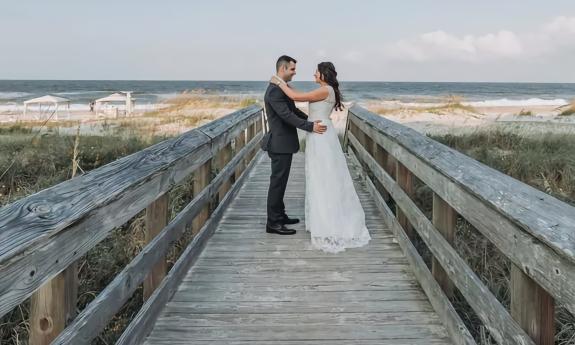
xmin=318 ymin=62 xmax=343 ymax=111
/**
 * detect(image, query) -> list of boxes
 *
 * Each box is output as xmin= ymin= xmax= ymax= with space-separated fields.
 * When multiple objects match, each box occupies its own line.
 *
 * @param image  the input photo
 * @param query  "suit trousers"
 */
xmin=267 ymin=151 xmax=293 ymax=225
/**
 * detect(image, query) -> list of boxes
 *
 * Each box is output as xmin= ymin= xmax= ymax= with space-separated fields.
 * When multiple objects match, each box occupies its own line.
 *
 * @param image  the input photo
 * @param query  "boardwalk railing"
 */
xmin=344 ymin=105 xmax=575 ymax=345
xmin=0 ymin=105 xmax=265 ymax=344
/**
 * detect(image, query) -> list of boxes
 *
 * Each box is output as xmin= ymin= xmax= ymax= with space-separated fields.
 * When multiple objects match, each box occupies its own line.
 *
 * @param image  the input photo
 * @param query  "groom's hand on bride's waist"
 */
xmin=313 ymin=120 xmax=327 ymax=134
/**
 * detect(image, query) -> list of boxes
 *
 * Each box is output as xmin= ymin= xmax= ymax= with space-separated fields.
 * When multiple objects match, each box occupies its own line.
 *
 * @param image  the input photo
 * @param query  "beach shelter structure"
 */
xmin=23 ymin=95 xmax=71 ymax=120
xmin=95 ymin=92 xmax=135 ymax=117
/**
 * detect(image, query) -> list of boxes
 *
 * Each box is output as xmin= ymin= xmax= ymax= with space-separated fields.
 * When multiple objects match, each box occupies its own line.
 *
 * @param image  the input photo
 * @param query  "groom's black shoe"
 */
xmin=280 ymin=216 xmax=300 ymax=225
xmin=266 ymin=223 xmax=297 ymax=235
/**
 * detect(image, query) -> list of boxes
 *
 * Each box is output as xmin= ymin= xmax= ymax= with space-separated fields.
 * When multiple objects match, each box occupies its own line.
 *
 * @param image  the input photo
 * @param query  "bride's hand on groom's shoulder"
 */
xmin=270 ymin=75 xmax=285 ymax=86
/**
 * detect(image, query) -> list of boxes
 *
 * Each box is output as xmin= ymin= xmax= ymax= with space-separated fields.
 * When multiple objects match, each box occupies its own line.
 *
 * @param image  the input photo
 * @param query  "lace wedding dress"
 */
xmin=305 ymin=85 xmax=371 ymax=253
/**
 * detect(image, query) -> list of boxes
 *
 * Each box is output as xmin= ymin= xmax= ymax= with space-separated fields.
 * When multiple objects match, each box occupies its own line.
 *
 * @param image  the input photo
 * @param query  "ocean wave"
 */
xmin=0 ymin=92 xmax=32 ymax=100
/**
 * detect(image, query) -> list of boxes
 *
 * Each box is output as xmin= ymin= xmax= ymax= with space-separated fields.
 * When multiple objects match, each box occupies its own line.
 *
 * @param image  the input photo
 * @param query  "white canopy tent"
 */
xmin=23 ymin=95 xmax=71 ymax=120
xmin=95 ymin=92 xmax=135 ymax=117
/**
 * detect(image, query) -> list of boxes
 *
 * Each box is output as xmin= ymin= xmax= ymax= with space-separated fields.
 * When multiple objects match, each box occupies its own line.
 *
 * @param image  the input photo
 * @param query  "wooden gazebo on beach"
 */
xmin=23 ymin=95 xmax=71 ymax=120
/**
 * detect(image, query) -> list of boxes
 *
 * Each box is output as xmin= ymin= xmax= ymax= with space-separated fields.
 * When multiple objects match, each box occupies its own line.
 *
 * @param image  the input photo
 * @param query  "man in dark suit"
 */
xmin=263 ymin=55 xmax=327 ymax=235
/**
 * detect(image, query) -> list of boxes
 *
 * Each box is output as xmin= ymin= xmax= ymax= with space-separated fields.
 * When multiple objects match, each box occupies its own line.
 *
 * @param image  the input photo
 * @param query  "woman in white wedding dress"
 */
xmin=270 ymin=62 xmax=370 ymax=253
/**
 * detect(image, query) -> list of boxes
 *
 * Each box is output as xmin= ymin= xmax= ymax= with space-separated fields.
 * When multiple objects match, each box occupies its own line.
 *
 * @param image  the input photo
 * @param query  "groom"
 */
xmin=263 ymin=55 xmax=327 ymax=235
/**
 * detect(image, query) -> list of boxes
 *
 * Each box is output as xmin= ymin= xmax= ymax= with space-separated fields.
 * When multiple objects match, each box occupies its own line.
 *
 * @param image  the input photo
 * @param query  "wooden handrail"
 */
xmin=345 ymin=105 xmax=575 ymax=345
xmin=0 ymin=105 xmax=264 ymax=344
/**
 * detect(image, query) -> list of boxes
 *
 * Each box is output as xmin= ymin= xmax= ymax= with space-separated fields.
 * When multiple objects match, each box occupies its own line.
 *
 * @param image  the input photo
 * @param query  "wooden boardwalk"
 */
xmin=143 ymin=153 xmax=452 ymax=344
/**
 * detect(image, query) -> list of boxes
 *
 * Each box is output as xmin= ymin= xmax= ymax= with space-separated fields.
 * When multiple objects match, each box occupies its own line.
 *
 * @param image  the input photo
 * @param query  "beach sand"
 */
xmin=2 ymin=96 xmax=574 ymax=137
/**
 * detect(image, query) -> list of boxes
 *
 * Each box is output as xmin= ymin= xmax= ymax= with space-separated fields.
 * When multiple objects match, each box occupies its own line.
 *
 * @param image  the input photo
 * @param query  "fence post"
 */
xmin=218 ymin=142 xmax=233 ymax=200
xmin=143 ymin=193 xmax=169 ymax=301
xmin=373 ymin=144 xmax=391 ymax=202
xmin=234 ymin=128 xmax=246 ymax=178
xmin=431 ymin=193 xmax=456 ymax=298
xmin=29 ymin=276 xmax=66 ymax=345
xmin=193 ymin=160 xmax=212 ymax=235
xmin=395 ymin=161 xmax=414 ymax=239
xmin=511 ymin=266 xmax=555 ymax=345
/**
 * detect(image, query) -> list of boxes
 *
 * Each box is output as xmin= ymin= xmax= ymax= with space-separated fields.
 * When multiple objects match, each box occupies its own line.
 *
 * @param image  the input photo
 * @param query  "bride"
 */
xmin=270 ymin=62 xmax=371 ymax=253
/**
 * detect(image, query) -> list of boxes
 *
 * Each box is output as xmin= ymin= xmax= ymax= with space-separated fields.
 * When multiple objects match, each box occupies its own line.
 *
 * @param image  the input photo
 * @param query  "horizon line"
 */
xmin=1 ymin=79 xmax=575 ymax=84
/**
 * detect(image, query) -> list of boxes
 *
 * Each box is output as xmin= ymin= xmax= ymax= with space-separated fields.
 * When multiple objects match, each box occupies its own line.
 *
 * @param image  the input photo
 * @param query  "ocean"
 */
xmin=0 ymin=80 xmax=574 ymax=112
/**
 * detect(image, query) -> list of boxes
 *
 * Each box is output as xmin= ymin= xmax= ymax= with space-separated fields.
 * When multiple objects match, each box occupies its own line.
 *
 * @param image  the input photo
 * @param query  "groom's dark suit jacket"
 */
xmin=264 ymin=83 xmax=314 ymax=153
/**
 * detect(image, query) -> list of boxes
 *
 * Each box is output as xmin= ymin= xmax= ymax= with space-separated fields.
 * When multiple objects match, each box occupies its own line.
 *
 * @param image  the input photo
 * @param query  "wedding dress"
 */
xmin=305 ymin=85 xmax=371 ymax=253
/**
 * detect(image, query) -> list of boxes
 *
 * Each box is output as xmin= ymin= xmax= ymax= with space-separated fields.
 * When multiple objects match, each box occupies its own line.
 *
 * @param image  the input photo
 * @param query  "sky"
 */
xmin=1 ymin=0 xmax=575 ymax=82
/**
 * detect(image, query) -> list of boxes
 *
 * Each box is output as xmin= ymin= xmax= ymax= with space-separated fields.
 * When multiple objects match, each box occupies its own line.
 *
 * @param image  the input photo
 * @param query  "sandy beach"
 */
xmin=2 ymin=96 xmax=574 ymax=138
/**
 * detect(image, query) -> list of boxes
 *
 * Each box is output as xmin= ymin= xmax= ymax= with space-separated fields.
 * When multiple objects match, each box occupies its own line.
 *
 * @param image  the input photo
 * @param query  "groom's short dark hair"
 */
xmin=276 ymin=55 xmax=297 ymax=72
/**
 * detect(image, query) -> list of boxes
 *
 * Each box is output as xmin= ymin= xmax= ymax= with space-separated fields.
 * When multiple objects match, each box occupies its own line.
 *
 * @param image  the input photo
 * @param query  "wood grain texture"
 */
xmin=115 ymin=152 xmax=264 ymax=345
xmin=141 ymin=153 xmax=453 ymax=345
xmin=51 ymin=120 xmax=264 ymax=344
xmin=432 ymin=193 xmax=456 ymax=298
xmin=0 ymin=106 xmax=263 ymax=319
xmin=144 ymin=194 xmax=169 ymax=301
xmin=347 ymin=147 xmax=475 ymax=345
xmin=349 ymin=132 xmax=534 ymax=345
xmin=348 ymin=107 xmax=575 ymax=314
xmin=511 ymin=265 xmax=555 ymax=345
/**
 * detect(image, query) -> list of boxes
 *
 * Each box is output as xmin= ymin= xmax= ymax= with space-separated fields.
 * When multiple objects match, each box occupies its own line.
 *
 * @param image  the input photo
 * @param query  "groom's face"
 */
xmin=281 ymin=62 xmax=297 ymax=82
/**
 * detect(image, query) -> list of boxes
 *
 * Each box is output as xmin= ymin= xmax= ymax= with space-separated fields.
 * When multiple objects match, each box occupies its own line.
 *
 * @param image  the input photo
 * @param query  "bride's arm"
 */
xmin=271 ymin=76 xmax=329 ymax=102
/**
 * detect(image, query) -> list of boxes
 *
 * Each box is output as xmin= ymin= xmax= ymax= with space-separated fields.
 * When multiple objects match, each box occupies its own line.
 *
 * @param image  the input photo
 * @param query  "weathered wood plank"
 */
xmin=349 ymin=108 xmax=575 ymax=314
xmin=29 ymin=274 xmax=66 ymax=345
xmin=511 ymin=266 xmax=555 ymax=345
xmin=349 ymin=106 xmax=575 ymax=262
xmin=141 ymin=153 xmax=452 ymax=345
xmin=432 ymin=193 xmax=456 ymax=298
xmin=144 ymin=340 xmax=451 ymax=345
xmin=51 ymin=186 xmax=212 ymax=344
xmin=0 ymin=106 xmax=263 ymax=320
xmin=144 ymin=324 xmax=449 ymax=341
xmin=347 ymin=147 xmax=475 ymax=345
xmin=149 ymin=311 xmax=443 ymax=327
xmin=0 ymin=130 xmax=212 ymax=318
xmin=115 ymin=152 xmax=264 ymax=345
xmin=198 ymin=105 xmax=261 ymax=152
xmin=350 ymin=133 xmax=535 ymax=344
xmin=144 ymin=194 xmax=169 ymax=301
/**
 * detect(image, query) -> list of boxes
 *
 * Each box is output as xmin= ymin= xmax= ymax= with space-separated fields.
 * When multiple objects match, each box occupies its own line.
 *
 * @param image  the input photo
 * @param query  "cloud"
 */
xmin=385 ymin=16 xmax=575 ymax=63
xmin=544 ymin=15 xmax=575 ymax=35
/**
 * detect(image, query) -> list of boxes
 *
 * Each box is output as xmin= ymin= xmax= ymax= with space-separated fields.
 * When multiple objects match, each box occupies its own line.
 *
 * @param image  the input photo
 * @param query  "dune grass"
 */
xmin=517 ymin=109 xmax=534 ymax=116
xmin=424 ymin=129 xmax=575 ymax=344
xmin=368 ymin=95 xmax=478 ymax=117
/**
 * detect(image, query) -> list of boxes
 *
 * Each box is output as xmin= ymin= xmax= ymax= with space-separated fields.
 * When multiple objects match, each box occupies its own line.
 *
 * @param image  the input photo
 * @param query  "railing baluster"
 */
xmin=395 ymin=161 xmax=414 ymax=239
xmin=373 ymin=143 xmax=390 ymax=202
xmin=511 ymin=266 xmax=555 ymax=345
xmin=30 ymin=275 xmax=66 ymax=345
xmin=143 ymin=193 xmax=169 ymax=301
xmin=431 ymin=193 xmax=456 ymax=298
xmin=234 ymin=128 xmax=247 ymax=178
xmin=218 ymin=142 xmax=233 ymax=200
xmin=193 ymin=160 xmax=212 ymax=235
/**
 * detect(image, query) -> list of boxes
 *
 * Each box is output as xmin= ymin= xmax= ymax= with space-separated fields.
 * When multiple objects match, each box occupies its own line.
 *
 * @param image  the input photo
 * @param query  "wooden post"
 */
xmin=218 ymin=142 xmax=233 ymax=200
xmin=143 ymin=193 xmax=169 ymax=301
xmin=255 ymin=115 xmax=263 ymax=133
xmin=395 ymin=161 xmax=415 ymax=239
xmin=30 ymin=276 xmax=66 ymax=345
xmin=29 ymin=127 xmax=81 ymax=343
xmin=235 ymin=129 xmax=246 ymax=178
xmin=193 ymin=160 xmax=211 ymax=235
xmin=246 ymin=122 xmax=256 ymax=162
xmin=431 ymin=193 xmax=456 ymax=298
xmin=374 ymin=144 xmax=391 ymax=202
xmin=511 ymin=266 xmax=555 ymax=345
